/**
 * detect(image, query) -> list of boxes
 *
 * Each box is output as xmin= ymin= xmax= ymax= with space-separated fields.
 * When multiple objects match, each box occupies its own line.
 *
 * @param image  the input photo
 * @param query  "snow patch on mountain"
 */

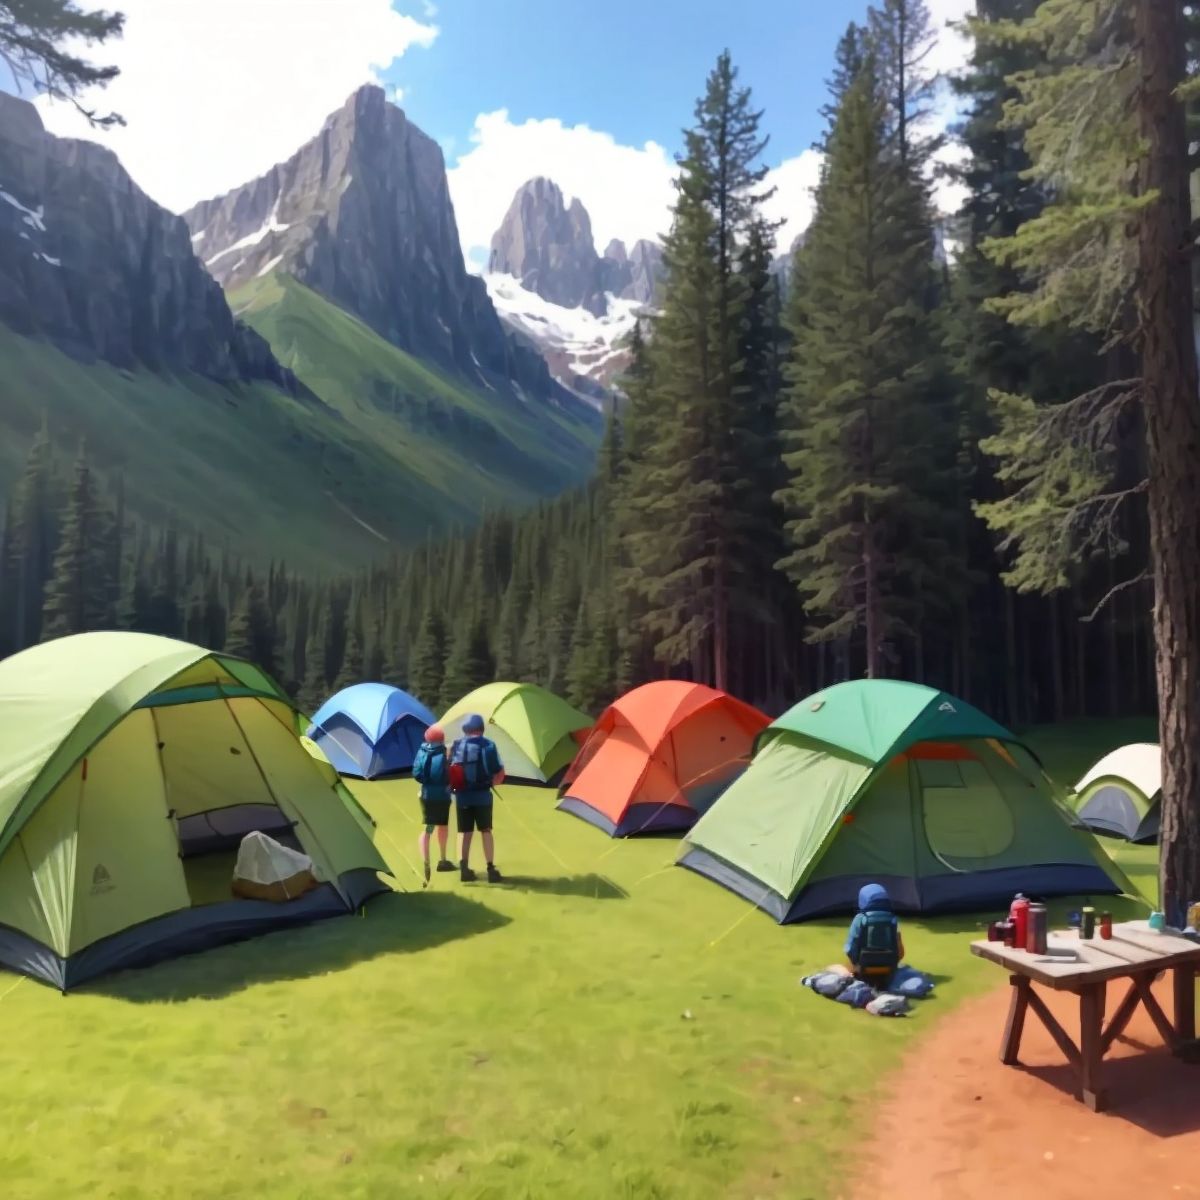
xmin=485 ymin=272 xmax=643 ymax=401
xmin=204 ymin=197 xmax=290 ymax=267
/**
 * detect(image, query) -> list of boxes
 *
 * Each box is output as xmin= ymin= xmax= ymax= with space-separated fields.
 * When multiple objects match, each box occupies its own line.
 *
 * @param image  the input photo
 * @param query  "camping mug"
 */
xmin=1149 ymin=911 xmax=1166 ymax=932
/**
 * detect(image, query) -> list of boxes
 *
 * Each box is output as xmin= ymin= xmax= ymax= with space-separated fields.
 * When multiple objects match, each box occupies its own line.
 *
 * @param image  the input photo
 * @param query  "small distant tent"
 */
xmin=680 ymin=680 xmax=1126 ymax=921
xmin=306 ymin=683 xmax=436 ymax=778
xmin=440 ymin=682 xmax=592 ymax=785
xmin=0 ymin=632 xmax=390 ymax=989
xmin=558 ymin=682 xmax=770 ymax=836
xmin=1073 ymin=744 xmax=1161 ymax=843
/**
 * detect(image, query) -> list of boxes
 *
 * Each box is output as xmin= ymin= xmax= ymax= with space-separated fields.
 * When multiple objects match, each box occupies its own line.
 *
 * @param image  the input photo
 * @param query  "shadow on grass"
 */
xmin=84 ymin=890 xmax=510 ymax=1003
xmin=485 ymin=873 xmax=629 ymax=900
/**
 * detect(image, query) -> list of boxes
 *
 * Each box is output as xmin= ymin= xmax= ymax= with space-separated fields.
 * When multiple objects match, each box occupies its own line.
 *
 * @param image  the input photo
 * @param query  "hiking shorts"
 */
xmin=457 ymin=804 xmax=493 ymax=834
xmin=420 ymin=798 xmax=451 ymax=826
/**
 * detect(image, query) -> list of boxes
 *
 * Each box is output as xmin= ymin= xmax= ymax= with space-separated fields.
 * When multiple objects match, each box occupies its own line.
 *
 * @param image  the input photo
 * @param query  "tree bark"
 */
xmin=1004 ymin=584 xmax=1019 ymax=727
xmin=1049 ymin=595 xmax=1065 ymax=724
xmin=1137 ymin=0 xmax=1200 ymax=920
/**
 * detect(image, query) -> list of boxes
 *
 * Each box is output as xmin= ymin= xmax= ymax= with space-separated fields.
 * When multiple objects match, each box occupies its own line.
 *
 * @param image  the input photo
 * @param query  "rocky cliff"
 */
xmin=488 ymin=179 xmax=664 ymax=316
xmin=185 ymin=85 xmax=561 ymax=404
xmin=0 ymin=91 xmax=289 ymax=385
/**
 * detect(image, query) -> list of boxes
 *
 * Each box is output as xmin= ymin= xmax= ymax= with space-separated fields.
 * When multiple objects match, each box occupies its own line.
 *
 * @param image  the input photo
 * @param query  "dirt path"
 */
xmin=850 ymin=978 xmax=1200 ymax=1200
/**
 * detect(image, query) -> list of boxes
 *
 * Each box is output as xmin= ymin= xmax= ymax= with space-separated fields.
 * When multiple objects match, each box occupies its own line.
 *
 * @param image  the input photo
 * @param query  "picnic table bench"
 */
xmin=970 ymin=920 xmax=1200 ymax=1112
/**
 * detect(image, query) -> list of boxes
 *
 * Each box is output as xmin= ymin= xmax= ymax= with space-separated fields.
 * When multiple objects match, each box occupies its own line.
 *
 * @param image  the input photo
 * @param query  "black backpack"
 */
xmin=857 ymin=910 xmax=900 ymax=977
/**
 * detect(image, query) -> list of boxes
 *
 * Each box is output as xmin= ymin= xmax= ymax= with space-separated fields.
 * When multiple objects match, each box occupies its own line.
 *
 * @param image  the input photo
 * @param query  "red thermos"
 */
xmin=1010 ymin=894 xmax=1030 ymax=951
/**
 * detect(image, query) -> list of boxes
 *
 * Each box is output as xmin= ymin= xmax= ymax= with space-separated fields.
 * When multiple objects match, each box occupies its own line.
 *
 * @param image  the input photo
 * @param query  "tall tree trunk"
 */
xmin=863 ymin=524 xmax=881 ymax=679
xmin=1138 ymin=0 xmax=1200 ymax=919
xmin=1049 ymin=595 xmax=1065 ymax=724
xmin=712 ymin=560 xmax=728 ymax=692
xmin=1074 ymin=594 xmax=1087 ymax=719
xmin=1106 ymin=558 xmax=1120 ymax=717
xmin=1003 ymin=584 xmax=1019 ymax=727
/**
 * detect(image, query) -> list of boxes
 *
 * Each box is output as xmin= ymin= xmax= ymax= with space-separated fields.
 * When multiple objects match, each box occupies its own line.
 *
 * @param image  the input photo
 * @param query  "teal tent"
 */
xmin=679 ymin=680 xmax=1127 ymax=920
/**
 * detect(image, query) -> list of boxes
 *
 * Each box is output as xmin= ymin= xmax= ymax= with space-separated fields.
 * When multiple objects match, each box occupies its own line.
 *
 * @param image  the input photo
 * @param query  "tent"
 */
xmin=306 ymin=683 xmax=436 ymax=778
xmin=0 ymin=632 xmax=390 ymax=989
xmin=558 ymin=682 xmax=770 ymax=836
xmin=679 ymin=680 xmax=1126 ymax=921
xmin=1073 ymin=743 xmax=1161 ymax=842
xmin=439 ymin=682 xmax=592 ymax=785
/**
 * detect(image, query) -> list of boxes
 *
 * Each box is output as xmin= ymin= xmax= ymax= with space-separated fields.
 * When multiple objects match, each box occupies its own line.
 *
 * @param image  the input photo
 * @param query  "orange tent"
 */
xmin=557 ymin=682 xmax=771 ymax=837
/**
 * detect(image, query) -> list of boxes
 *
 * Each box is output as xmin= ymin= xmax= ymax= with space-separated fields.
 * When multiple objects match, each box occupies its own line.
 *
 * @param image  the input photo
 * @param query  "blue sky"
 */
xmin=387 ymin=0 xmax=869 ymax=171
xmin=12 ymin=0 xmax=969 ymax=264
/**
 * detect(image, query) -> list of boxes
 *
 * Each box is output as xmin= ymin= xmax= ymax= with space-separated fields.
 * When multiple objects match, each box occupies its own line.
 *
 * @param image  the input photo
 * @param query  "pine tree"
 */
xmin=298 ymin=603 xmax=330 ymax=714
xmin=409 ymin=605 xmax=446 ymax=712
xmin=2 ymin=426 xmax=57 ymax=650
xmin=332 ymin=606 xmax=365 ymax=692
xmin=820 ymin=22 xmax=869 ymax=144
xmin=777 ymin=54 xmax=943 ymax=677
xmin=41 ymin=448 xmax=113 ymax=639
xmin=224 ymin=583 xmax=276 ymax=673
xmin=440 ymin=612 xmax=492 ymax=709
xmin=868 ymin=0 xmax=939 ymax=165
xmin=975 ymin=0 xmax=1200 ymax=913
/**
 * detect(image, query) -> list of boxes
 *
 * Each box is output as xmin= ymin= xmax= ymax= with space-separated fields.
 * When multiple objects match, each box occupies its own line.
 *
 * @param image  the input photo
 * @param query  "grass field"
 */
xmin=0 ymin=722 xmax=1157 ymax=1199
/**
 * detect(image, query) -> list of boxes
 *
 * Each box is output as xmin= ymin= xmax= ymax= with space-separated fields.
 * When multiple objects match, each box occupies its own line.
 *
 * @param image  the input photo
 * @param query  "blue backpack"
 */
xmin=413 ymin=743 xmax=448 ymax=796
xmin=450 ymin=737 xmax=495 ymax=792
xmin=857 ymin=910 xmax=900 ymax=978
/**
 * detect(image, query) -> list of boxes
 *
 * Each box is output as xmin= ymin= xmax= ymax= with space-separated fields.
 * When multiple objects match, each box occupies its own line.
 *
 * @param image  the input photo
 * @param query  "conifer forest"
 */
xmin=4 ymin=1 xmax=1199 ymax=907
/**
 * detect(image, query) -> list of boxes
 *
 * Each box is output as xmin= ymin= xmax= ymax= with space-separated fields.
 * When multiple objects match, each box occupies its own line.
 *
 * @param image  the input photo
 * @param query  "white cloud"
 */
xmin=927 ymin=0 xmax=975 ymax=78
xmin=762 ymin=151 xmax=823 ymax=254
xmin=32 ymin=0 xmax=437 ymax=213
xmin=446 ymin=110 xmax=678 ymax=266
xmin=446 ymin=109 xmax=822 ymax=269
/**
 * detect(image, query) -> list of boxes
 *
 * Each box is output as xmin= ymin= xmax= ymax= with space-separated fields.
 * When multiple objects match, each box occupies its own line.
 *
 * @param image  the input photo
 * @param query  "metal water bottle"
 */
xmin=1010 ymin=894 xmax=1030 ymax=950
xmin=1081 ymin=906 xmax=1096 ymax=939
xmin=1026 ymin=902 xmax=1048 ymax=954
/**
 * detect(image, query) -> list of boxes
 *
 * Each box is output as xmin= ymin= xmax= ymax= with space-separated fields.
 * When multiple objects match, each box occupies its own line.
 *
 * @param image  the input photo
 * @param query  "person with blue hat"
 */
xmin=448 ymin=712 xmax=505 ymax=882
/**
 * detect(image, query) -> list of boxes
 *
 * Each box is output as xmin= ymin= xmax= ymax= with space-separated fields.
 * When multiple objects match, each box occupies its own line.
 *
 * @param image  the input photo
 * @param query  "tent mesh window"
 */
xmin=919 ymin=755 xmax=1017 ymax=862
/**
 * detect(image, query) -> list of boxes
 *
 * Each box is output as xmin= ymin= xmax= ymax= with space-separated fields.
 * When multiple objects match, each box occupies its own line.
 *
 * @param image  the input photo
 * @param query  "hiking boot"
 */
xmin=435 ymin=859 xmax=456 ymax=873
xmin=460 ymin=863 xmax=477 ymax=883
xmin=486 ymin=863 xmax=503 ymax=883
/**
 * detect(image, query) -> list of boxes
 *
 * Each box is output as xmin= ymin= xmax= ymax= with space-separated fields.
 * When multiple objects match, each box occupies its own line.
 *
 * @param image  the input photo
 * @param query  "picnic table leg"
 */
xmin=1173 ymin=965 xmax=1196 ymax=1042
xmin=1001 ymin=974 xmax=1030 ymax=1066
xmin=1079 ymin=982 xmax=1107 ymax=1113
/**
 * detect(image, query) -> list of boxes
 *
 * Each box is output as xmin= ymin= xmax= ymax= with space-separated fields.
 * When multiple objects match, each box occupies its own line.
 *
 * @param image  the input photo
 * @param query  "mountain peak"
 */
xmin=488 ymin=176 xmax=607 ymax=316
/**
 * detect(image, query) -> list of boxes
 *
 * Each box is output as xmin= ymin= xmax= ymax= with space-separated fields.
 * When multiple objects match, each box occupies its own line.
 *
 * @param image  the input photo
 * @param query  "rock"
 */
xmin=0 ymin=91 xmax=292 ymax=387
xmin=488 ymin=177 xmax=609 ymax=316
xmin=624 ymin=239 xmax=664 ymax=306
xmin=186 ymin=86 xmax=569 ymax=409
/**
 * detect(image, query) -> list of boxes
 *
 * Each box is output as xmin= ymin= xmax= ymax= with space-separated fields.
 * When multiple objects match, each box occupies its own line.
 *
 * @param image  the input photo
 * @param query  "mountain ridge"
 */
xmin=0 ymin=90 xmax=290 ymax=387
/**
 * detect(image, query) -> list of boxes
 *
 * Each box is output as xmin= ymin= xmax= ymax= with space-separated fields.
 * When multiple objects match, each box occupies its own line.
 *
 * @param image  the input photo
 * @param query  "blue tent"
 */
xmin=307 ymin=683 xmax=437 ymax=779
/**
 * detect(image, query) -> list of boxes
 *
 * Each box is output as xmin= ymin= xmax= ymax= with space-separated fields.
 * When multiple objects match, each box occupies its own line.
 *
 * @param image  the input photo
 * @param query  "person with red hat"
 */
xmin=411 ymin=724 xmax=454 ymax=884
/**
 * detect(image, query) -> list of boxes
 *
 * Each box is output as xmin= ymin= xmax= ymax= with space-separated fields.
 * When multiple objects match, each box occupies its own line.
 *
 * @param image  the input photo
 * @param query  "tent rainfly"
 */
xmin=306 ymin=683 xmax=436 ymax=778
xmin=1072 ymin=743 xmax=1162 ymax=843
xmin=558 ymin=681 xmax=770 ymax=836
xmin=0 ymin=632 xmax=389 ymax=989
xmin=439 ymin=682 xmax=592 ymax=785
xmin=679 ymin=680 xmax=1127 ymax=921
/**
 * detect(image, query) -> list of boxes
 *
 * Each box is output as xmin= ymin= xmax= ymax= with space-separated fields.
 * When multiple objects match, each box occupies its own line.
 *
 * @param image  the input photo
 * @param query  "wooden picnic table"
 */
xmin=970 ymin=920 xmax=1200 ymax=1112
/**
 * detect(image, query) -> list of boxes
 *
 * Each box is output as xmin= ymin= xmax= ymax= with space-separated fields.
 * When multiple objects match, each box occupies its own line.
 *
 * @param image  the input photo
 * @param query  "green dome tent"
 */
xmin=679 ymin=680 xmax=1127 ymax=920
xmin=0 ymin=633 xmax=390 ymax=989
xmin=439 ymin=682 xmax=592 ymax=785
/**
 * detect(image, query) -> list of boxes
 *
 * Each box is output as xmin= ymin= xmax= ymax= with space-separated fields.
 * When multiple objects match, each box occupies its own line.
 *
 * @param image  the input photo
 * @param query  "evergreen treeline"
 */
xmin=0 ymin=0 xmax=1181 ymax=744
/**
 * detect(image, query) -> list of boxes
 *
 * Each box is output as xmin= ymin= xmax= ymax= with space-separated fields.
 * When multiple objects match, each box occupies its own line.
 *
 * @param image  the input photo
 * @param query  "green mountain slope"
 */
xmin=229 ymin=274 xmax=600 ymax=517
xmin=1 ymin=279 xmax=599 ymax=571
xmin=0 ymin=325 xmax=431 ymax=570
